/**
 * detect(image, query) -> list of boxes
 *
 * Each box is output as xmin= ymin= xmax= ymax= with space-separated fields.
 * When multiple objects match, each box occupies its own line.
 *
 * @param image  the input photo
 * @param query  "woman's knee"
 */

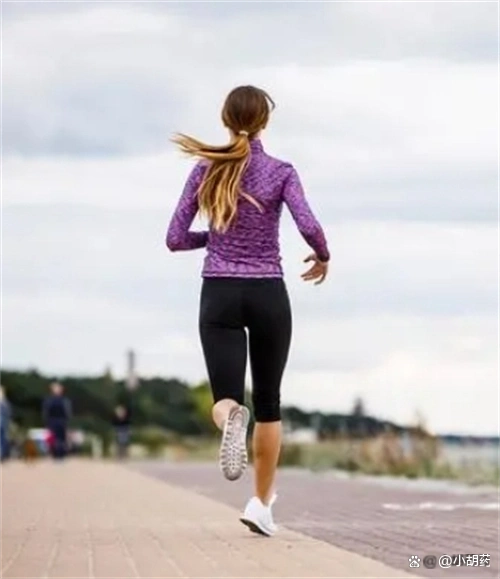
xmin=253 ymin=398 xmax=281 ymax=422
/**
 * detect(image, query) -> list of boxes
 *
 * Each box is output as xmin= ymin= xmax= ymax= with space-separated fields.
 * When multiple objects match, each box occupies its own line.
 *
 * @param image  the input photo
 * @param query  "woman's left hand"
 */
xmin=301 ymin=254 xmax=328 ymax=285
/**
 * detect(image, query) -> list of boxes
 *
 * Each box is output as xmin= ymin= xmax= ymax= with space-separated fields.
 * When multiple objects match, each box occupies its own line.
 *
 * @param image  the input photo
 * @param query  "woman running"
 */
xmin=166 ymin=85 xmax=330 ymax=536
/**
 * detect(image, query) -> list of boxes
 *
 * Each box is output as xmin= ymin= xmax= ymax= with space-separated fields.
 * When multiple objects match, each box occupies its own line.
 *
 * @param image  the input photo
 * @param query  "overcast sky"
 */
xmin=2 ymin=1 xmax=498 ymax=435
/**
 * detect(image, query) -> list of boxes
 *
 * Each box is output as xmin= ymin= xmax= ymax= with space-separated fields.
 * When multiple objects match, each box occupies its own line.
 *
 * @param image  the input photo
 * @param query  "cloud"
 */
xmin=2 ymin=205 xmax=496 ymax=314
xmin=4 ymin=4 xmax=496 ymax=221
xmin=4 ymin=16 xmax=496 ymax=222
xmin=5 ymin=2 xmax=496 ymax=62
xmin=284 ymin=322 xmax=498 ymax=437
xmin=4 ymin=107 xmax=497 ymax=222
xmin=3 ymin=3 xmax=497 ymax=159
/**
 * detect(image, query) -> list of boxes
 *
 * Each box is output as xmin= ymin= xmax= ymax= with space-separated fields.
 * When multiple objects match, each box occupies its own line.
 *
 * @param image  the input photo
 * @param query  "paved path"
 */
xmin=2 ymin=459 xmax=413 ymax=578
xmin=133 ymin=461 xmax=499 ymax=578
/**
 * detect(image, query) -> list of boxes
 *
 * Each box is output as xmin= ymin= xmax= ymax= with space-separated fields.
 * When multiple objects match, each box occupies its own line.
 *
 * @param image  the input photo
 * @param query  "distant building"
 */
xmin=126 ymin=350 xmax=138 ymax=390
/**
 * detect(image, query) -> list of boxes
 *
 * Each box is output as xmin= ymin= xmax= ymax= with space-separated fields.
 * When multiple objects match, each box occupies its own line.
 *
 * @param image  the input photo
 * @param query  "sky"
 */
xmin=2 ymin=1 xmax=498 ymax=436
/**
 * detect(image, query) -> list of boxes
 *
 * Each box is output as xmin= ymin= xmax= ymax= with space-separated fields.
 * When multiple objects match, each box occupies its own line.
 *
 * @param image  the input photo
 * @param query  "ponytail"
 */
xmin=172 ymin=132 xmax=261 ymax=232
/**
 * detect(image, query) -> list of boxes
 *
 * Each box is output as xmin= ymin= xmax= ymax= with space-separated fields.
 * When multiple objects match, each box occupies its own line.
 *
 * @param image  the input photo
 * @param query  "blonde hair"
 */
xmin=172 ymin=86 xmax=275 ymax=232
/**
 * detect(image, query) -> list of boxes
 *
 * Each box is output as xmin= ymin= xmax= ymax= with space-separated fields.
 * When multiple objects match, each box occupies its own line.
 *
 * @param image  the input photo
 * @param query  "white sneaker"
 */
xmin=240 ymin=494 xmax=278 ymax=537
xmin=219 ymin=405 xmax=250 ymax=481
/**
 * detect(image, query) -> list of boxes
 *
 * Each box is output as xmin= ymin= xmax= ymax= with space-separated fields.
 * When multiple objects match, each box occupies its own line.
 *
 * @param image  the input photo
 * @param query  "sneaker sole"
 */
xmin=219 ymin=405 xmax=250 ymax=481
xmin=239 ymin=517 xmax=274 ymax=537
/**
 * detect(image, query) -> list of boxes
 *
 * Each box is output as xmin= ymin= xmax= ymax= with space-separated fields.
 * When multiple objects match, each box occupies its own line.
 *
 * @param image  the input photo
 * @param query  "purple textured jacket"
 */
xmin=166 ymin=139 xmax=330 ymax=278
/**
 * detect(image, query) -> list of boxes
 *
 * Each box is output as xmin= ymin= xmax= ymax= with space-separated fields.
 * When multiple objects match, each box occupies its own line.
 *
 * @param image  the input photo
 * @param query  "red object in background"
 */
xmin=46 ymin=431 xmax=55 ymax=449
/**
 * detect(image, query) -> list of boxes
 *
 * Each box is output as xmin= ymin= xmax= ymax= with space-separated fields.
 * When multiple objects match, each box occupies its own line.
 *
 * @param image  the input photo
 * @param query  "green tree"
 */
xmin=191 ymin=382 xmax=217 ymax=435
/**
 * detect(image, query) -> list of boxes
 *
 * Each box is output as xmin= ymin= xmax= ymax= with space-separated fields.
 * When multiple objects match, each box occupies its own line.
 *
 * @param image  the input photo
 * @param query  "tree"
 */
xmin=191 ymin=382 xmax=217 ymax=434
xmin=352 ymin=396 xmax=366 ymax=418
xmin=351 ymin=396 xmax=367 ymax=437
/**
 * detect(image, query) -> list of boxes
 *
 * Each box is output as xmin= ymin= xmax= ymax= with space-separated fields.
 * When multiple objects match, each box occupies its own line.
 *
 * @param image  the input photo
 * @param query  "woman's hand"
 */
xmin=301 ymin=254 xmax=328 ymax=285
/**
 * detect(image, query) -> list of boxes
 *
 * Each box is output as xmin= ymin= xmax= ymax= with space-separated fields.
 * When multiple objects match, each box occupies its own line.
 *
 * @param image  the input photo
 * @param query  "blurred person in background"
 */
xmin=0 ymin=385 xmax=12 ymax=461
xmin=42 ymin=382 xmax=72 ymax=460
xmin=112 ymin=405 xmax=131 ymax=459
xmin=166 ymin=85 xmax=330 ymax=536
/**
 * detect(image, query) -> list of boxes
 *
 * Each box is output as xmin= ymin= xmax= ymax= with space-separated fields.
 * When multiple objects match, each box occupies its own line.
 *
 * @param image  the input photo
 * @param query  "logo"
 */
xmin=423 ymin=555 xmax=437 ymax=569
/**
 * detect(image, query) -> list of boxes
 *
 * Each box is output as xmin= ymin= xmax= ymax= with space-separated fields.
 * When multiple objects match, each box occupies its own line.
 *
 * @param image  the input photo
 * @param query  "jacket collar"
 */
xmin=249 ymin=138 xmax=264 ymax=154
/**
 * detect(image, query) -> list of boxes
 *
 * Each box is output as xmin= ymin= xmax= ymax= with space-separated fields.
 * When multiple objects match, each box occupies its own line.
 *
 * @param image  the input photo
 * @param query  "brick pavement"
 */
xmin=1 ymin=459 xmax=414 ymax=578
xmin=134 ymin=462 xmax=499 ymax=579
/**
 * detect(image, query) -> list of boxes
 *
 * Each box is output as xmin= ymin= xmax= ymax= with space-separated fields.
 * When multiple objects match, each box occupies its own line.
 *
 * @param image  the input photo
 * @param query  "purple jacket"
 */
xmin=166 ymin=139 xmax=330 ymax=278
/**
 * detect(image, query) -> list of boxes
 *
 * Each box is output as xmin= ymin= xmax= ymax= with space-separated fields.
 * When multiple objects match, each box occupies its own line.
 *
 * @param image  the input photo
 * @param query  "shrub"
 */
xmin=131 ymin=426 xmax=173 ymax=457
xmin=278 ymin=444 xmax=303 ymax=466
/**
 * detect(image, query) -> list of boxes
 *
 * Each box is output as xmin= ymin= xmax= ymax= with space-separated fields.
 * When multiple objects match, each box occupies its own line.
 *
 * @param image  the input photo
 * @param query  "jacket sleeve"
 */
xmin=282 ymin=166 xmax=330 ymax=262
xmin=165 ymin=162 xmax=209 ymax=251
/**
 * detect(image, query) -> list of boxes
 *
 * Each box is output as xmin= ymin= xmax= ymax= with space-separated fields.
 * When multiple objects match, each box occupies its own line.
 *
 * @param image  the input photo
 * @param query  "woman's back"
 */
xmin=167 ymin=138 xmax=329 ymax=278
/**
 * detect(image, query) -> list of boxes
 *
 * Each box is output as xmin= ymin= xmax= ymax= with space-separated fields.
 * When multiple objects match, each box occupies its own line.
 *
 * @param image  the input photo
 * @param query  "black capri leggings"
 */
xmin=199 ymin=277 xmax=292 ymax=423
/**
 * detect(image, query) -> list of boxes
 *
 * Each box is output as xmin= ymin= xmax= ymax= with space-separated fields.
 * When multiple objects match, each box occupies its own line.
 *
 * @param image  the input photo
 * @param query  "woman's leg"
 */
xmin=200 ymin=325 xmax=249 ymax=480
xmin=252 ymin=422 xmax=282 ymax=504
xmin=199 ymin=324 xmax=247 ymax=425
xmin=199 ymin=279 xmax=249 ymax=480
xmin=246 ymin=280 xmax=292 ymax=505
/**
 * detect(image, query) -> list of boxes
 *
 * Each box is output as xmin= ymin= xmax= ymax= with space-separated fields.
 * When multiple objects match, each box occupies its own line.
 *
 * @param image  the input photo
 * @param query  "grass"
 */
xmin=276 ymin=435 xmax=499 ymax=486
xmin=124 ymin=429 xmax=499 ymax=487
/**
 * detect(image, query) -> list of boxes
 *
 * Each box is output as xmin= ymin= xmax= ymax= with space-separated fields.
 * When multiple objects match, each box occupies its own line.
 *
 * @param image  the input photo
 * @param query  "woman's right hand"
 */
xmin=301 ymin=254 xmax=328 ymax=285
